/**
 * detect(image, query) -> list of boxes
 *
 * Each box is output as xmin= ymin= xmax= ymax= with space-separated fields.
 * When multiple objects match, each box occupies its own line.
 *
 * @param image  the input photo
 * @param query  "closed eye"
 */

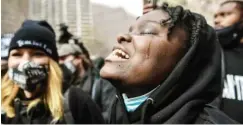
xmin=140 ymin=32 xmax=157 ymax=35
xmin=220 ymin=13 xmax=225 ymax=17
xmin=33 ymin=51 xmax=46 ymax=57
xmin=225 ymin=12 xmax=232 ymax=16
xmin=10 ymin=51 xmax=22 ymax=57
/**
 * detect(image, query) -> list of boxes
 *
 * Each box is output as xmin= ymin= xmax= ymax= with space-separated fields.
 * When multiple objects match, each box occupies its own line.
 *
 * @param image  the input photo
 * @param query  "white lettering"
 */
xmin=17 ymin=40 xmax=24 ymax=47
xmin=222 ymin=74 xmax=243 ymax=101
xmin=15 ymin=40 xmax=52 ymax=55
xmin=24 ymin=40 xmax=31 ymax=45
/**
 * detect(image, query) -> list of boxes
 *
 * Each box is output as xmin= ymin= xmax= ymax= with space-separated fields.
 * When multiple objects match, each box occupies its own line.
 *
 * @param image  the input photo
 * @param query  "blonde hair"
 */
xmin=1 ymin=59 xmax=64 ymax=122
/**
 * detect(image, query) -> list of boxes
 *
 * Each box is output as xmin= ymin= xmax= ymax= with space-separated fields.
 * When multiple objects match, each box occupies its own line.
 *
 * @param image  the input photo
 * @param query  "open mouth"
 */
xmin=105 ymin=48 xmax=130 ymax=61
xmin=113 ymin=49 xmax=130 ymax=59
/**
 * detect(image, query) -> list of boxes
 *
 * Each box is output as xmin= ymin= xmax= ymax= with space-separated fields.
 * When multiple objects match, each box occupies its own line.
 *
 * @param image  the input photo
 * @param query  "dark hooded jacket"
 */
xmin=107 ymin=13 xmax=237 ymax=124
xmin=217 ymin=22 xmax=243 ymax=123
xmin=220 ymin=44 xmax=243 ymax=124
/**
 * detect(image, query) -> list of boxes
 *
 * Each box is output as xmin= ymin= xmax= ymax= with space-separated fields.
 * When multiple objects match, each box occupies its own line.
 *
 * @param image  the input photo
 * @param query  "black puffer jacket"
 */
xmin=1 ymin=87 xmax=105 ymax=124
xmin=107 ymin=13 xmax=237 ymax=124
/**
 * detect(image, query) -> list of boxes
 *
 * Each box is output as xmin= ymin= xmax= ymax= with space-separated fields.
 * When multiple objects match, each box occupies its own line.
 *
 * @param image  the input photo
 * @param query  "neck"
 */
xmin=108 ymin=79 xmax=159 ymax=98
xmin=122 ymin=84 xmax=158 ymax=98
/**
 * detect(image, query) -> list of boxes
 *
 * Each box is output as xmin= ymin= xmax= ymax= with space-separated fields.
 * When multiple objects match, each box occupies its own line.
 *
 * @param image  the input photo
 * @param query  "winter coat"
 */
xmin=2 ymin=87 xmax=105 ymax=124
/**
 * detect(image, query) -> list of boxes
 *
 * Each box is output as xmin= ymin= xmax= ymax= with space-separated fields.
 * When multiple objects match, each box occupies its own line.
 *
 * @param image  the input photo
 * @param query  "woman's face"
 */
xmin=100 ymin=10 xmax=188 ymax=88
xmin=8 ymin=48 xmax=49 ymax=98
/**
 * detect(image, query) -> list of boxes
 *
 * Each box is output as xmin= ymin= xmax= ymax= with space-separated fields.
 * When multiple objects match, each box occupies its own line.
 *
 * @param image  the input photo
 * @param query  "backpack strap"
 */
xmin=63 ymin=88 xmax=75 ymax=124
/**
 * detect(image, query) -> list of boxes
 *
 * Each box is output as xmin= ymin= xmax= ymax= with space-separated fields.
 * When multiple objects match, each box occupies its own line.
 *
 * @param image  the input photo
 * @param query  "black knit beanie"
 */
xmin=9 ymin=20 xmax=58 ymax=62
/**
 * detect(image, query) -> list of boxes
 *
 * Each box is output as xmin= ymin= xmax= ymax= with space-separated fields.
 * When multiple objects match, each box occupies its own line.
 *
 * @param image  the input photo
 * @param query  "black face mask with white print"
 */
xmin=216 ymin=21 xmax=243 ymax=49
xmin=8 ymin=61 xmax=48 ymax=92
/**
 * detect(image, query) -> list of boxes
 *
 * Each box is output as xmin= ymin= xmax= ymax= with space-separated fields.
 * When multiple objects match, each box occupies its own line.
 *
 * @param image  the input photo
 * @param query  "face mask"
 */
xmin=63 ymin=61 xmax=76 ymax=74
xmin=8 ymin=61 xmax=48 ymax=92
xmin=215 ymin=21 xmax=243 ymax=49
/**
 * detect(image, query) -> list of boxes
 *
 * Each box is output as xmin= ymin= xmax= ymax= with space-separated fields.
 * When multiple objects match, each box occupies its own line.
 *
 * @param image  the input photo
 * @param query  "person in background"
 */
xmin=1 ymin=34 xmax=14 ymax=78
xmin=100 ymin=3 xmax=236 ymax=124
xmin=77 ymin=42 xmax=92 ymax=65
xmin=93 ymin=57 xmax=105 ymax=71
xmin=1 ymin=20 xmax=104 ymax=124
xmin=214 ymin=0 xmax=243 ymax=123
xmin=58 ymin=23 xmax=73 ymax=44
xmin=58 ymin=42 xmax=99 ymax=95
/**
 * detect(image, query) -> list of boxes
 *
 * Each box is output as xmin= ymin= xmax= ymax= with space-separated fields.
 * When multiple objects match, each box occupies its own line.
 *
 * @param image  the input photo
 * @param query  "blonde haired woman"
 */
xmin=1 ymin=20 xmax=104 ymax=124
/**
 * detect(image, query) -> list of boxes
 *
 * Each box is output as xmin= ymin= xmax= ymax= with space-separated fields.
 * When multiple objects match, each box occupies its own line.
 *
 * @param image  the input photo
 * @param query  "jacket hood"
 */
xmin=112 ymin=12 xmax=222 ymax=124
xmin=147 ymin=13 xmax=222 ymax=124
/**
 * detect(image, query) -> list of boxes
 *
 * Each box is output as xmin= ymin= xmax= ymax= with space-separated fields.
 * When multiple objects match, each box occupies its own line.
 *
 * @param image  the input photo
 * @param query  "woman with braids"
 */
xmin=100 ymin=3 xmax=236 ymax=124
xmin=1 ymin=20 xmax=104 ymax=124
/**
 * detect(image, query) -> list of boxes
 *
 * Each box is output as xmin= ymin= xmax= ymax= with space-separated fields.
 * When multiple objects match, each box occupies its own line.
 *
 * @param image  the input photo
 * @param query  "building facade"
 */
xmin=28 ymin=0 xmax=94 ymax=45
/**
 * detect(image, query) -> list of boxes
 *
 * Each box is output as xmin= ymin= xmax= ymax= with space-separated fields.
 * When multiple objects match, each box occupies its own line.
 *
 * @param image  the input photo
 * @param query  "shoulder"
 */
xmin=67 ymin=86 xmax=105 ymax=124
xmin=67 ymin=86 xmax=95 ymax=108
xmin=194 ymin=104 xmax=238 ymax=124
xmin=92 ymin=78 xmax=116 ymax=102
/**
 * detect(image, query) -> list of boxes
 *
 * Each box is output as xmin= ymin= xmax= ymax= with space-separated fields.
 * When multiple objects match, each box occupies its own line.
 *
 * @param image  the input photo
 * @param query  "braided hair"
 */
xmin=157 ymin=2 xmax=206 ymax=48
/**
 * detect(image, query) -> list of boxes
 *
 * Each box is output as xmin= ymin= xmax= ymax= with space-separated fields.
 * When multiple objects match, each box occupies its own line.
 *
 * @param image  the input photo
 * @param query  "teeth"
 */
xmin=113 ymin=49 xmax=130 ymax=59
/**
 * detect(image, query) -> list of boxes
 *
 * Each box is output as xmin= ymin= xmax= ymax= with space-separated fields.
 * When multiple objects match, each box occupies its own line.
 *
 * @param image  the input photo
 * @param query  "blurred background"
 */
xmin=1 ymin=0 xmax=226 ymax=58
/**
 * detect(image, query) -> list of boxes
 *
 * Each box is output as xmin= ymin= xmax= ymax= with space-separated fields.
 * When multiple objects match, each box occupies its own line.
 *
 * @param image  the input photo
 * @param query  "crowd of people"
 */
xmin=1 ymin=0 xmax=243 ymax=124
